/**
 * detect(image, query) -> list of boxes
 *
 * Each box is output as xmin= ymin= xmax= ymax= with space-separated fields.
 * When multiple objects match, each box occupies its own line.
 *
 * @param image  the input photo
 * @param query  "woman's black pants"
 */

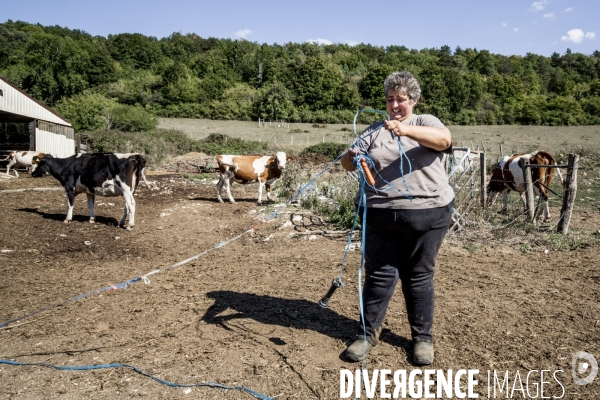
xmin=357 ymin=201 xmax=453 ymax=344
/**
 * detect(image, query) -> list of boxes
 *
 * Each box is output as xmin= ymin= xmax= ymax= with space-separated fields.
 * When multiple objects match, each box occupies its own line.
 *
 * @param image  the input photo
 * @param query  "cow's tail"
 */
xmin=555 ymin=165 xmax=565 ymax=188
xmin=133 ymin=154 xmax=145 ymax=189
xmin=0 ymin=154 xmax=11 ymax=161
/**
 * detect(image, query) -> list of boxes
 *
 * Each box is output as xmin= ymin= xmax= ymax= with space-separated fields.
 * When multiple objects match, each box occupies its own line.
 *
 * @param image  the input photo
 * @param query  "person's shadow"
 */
xmin=201 ymin=290 xmax=413 ymax=362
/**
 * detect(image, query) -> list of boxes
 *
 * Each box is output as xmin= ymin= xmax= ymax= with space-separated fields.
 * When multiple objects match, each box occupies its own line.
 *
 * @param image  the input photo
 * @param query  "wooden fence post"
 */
xmin=522 ymin=158 xmax=535 ymax=222
xmin=558 ymin=153 xmax=580 ymax=234
xmin=480 ymin=152 xmax=487 ymax=207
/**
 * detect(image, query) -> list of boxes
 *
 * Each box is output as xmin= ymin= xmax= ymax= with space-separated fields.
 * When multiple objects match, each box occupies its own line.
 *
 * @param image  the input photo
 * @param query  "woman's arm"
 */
xmin=384 ymin=120 xmax=451 ymax=151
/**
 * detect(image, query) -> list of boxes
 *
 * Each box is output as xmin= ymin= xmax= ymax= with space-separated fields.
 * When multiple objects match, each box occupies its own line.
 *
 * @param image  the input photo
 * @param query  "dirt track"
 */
xmin=0 ymin=170 xmax=599 ymax=399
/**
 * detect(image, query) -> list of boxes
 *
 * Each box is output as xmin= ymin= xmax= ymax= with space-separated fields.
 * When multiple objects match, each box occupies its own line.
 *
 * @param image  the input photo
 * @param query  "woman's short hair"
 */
xmin=384 ymin=71 xmax=421 ymax=103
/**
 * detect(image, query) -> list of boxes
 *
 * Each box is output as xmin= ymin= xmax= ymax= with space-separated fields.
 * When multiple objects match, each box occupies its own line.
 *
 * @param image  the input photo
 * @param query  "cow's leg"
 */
xmin=486 ymin=191 xmax=499 ymax=209
xmin=117 ymin=180 xmax=135 ymax=229
xmin=216 ymin=175 xmax=225 ymax=203
xmin=86 ymin=194 xmax=96 ymax=223
xmin=257 ymin=180 xmax=266 ymax=204
xmin=501 ymin=189 xmax=510 ymax=213
xmin=266 ymin=183 xmax=272 ymax=202
xmin=542 ymin=198 xmax=551 ymax=221
xmin=224 ymin=176 xmax=236 ymax=203
xmin=8 ymin=162 xmax=18 ymax=177
xmin=64 ymin=188 xmax=76 ymax=223
xmin=122 ymin=193 xmax=136 ymax=230
xmin=538 ymin=190 xmax=551 ymax=221
xmin=519 ymin=191 xmax=527 ymax=211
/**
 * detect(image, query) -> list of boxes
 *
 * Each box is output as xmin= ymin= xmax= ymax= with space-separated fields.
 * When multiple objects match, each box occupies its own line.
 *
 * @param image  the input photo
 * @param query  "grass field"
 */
xmin=158 ymin=118 xmax=600 ymax=162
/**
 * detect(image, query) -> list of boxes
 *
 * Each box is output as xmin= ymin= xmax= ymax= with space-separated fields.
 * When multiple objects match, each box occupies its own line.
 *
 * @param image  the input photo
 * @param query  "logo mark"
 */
xmin=572 ymin=351 xmax=598 ymax=385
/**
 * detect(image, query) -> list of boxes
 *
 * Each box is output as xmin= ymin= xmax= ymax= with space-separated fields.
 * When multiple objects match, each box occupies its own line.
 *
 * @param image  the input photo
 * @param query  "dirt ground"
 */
xmin=0 ymin=159 xmax=599 ymax=399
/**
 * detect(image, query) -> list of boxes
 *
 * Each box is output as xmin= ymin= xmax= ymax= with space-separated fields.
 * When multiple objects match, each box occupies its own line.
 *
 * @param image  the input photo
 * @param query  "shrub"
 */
xmin=56 ymin=93 xmax=159 ymax=132
xmin=110 ymin=104 xmax=159 ymax=132
xmin=194 ymin=133 xmax=268 ymax=155
xmin=300 ymin=142 xmax=348 ymax=160
xmin=82 ymin=130 xmax=268 ymax=166
xmin=84 ymin=129 xmax=196 ymax=165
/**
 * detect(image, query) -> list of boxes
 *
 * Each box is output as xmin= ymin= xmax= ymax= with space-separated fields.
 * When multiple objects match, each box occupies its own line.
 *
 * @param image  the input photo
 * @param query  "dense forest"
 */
xmin=2 ymin=19 xmax=600 ymax=131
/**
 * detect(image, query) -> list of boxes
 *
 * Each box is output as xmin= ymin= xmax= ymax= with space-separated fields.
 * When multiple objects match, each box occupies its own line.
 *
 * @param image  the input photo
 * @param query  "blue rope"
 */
xmin=0 ymin=359 xmax=272 ymax=400
xmin=350 ymin=109 xmax=413 ymax=200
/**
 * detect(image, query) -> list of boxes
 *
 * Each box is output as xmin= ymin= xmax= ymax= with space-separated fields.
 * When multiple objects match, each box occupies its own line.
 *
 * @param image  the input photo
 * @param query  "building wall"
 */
xmin=35 ymin=129 xmax=75 ymax=158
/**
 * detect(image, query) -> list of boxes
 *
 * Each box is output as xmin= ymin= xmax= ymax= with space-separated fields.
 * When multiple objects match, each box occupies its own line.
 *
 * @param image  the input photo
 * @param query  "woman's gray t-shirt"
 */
xmin=353 ymin=114 xmax=455 ymax=210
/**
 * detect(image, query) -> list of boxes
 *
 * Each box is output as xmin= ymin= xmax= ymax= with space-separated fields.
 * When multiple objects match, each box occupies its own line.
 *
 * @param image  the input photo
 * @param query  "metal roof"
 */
xmin=0 ymin=75 xmax=71 ymax=127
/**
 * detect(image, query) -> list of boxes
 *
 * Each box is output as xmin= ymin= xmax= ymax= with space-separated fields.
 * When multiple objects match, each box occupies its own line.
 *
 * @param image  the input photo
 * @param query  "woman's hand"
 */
xmin=384 ymin=119 xmax=452 ymax=151
xmin=341 ymin=148 xmax=361 ymax=171
xmin=384 ymin=119 xmax=408 ymax=137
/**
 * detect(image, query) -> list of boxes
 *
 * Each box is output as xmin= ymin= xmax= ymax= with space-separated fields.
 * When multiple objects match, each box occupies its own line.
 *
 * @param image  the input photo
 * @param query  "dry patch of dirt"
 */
xmin=0 ymin=167 xmax=598 ymax=399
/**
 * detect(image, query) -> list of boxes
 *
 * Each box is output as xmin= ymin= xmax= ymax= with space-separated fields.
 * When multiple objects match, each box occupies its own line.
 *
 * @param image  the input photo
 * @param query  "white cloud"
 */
xmin=563 ymin=7 xmax=572 ymax=12
xmin=514 ymin=28 xmax=520 ymax=32
xmin=529 ymin=0 xmax=548 ymax=11
xmin=501 ymin=21 xmax=507 ymax=27
xmin=306 ymin=38 xmax=333 ymax=45
xmin=345 ymin=41 xmax=360 ymax=46
xmin=543 ymin=13 xmax=555 ymax=19
xmin=234 ymin=29 xmax=252 ymax=39
xmin=561 ymin=29 xmax=596 ymax=43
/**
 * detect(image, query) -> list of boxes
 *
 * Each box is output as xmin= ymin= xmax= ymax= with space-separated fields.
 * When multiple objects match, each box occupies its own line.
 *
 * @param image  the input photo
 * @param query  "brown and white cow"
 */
xmin=216 ymin=152 xmax=291 ymax=204
xmin=2 ymin=151 xmax=45 ymax=177
xmin=486 ymin=151 xmax=563 ymax=221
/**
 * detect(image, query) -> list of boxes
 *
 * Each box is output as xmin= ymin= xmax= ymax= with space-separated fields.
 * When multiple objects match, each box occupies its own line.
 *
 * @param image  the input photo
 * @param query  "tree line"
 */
xmin=1 ymin=19 xmax=600 ymax=131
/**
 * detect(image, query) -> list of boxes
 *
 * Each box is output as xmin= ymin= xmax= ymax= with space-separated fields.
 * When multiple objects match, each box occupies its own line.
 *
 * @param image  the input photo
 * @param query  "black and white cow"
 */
xmin=112 ymin=153 xmax=151 ymax=187
xmin=31 ymin=153 xmax=143 ymax=229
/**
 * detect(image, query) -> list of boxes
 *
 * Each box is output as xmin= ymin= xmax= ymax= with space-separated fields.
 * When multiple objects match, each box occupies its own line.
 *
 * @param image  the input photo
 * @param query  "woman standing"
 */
xmin=341 ymin=71 xmax=454 ymax=365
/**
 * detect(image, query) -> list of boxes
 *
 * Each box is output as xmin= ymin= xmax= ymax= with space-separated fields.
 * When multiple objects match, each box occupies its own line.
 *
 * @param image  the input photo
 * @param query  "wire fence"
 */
xmin=444 ymin=149 xmax=589 ymax=250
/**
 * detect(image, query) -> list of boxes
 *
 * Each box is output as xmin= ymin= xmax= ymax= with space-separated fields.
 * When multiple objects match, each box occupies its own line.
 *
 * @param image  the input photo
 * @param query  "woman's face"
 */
xmin=386 ymin=89 xmax=415 ymax=121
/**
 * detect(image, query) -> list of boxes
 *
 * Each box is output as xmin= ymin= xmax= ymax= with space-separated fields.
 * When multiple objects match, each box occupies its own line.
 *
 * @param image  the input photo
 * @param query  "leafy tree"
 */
xmin=106 ymin=33 xmax=163 ymax=70
xmin=254 ymin=81 xmax=296 ymax=121
xmin=285 ymin=56 xmax=344 ymax=111
xmin=55 ymin=92 xmax=114 ymax=131
xmin=358 ymin=64 xmax=393 ymax=110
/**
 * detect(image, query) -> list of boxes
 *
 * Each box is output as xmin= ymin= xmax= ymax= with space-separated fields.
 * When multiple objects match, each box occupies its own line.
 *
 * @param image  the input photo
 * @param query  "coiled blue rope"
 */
xmin=0 ymin=359 xmax=272 ymax=399
xmin=351 ymin=109 xmax=413 ymax=199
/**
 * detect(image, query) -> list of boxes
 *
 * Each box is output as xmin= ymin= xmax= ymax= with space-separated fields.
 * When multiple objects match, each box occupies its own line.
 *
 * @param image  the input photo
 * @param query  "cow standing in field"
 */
xmin=2 ymin=151 xmax=45 ymax=177
xmin=31 ymin=153 xmax=143 ymax=229
xmin=216 ymin=152 xmax=291 ymax=204
xmin=486 ymin=151 xmax=563 ymax=221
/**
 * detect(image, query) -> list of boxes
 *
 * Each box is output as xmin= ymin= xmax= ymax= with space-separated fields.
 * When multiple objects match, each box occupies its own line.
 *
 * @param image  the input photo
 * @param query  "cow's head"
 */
xmin=31 ymin=154 xmax=53 ymax=177
xmin=275 ymin=152 xmax=290 ymax=170
xmin=29 ymin=152 xmax=45 ymax=173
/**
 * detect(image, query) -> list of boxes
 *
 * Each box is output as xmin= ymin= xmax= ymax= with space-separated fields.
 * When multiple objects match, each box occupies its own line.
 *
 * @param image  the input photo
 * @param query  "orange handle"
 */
xmin=360 ymin=158 xmax=376 ymax=186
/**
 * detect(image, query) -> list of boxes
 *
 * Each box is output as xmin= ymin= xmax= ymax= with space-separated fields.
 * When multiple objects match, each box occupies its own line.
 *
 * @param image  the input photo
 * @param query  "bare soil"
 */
xmin=0 ymin=159 xmax=599 ymax=399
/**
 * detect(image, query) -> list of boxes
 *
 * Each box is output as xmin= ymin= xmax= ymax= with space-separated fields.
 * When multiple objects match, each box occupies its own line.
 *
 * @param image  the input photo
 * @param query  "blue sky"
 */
xmin=2 ymin=0 xmax=598 ymax=57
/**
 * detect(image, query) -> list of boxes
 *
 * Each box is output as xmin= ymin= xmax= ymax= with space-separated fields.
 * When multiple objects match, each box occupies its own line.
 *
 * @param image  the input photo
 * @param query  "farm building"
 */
xmin=0 ymin=75 xmax=75 ymax=165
